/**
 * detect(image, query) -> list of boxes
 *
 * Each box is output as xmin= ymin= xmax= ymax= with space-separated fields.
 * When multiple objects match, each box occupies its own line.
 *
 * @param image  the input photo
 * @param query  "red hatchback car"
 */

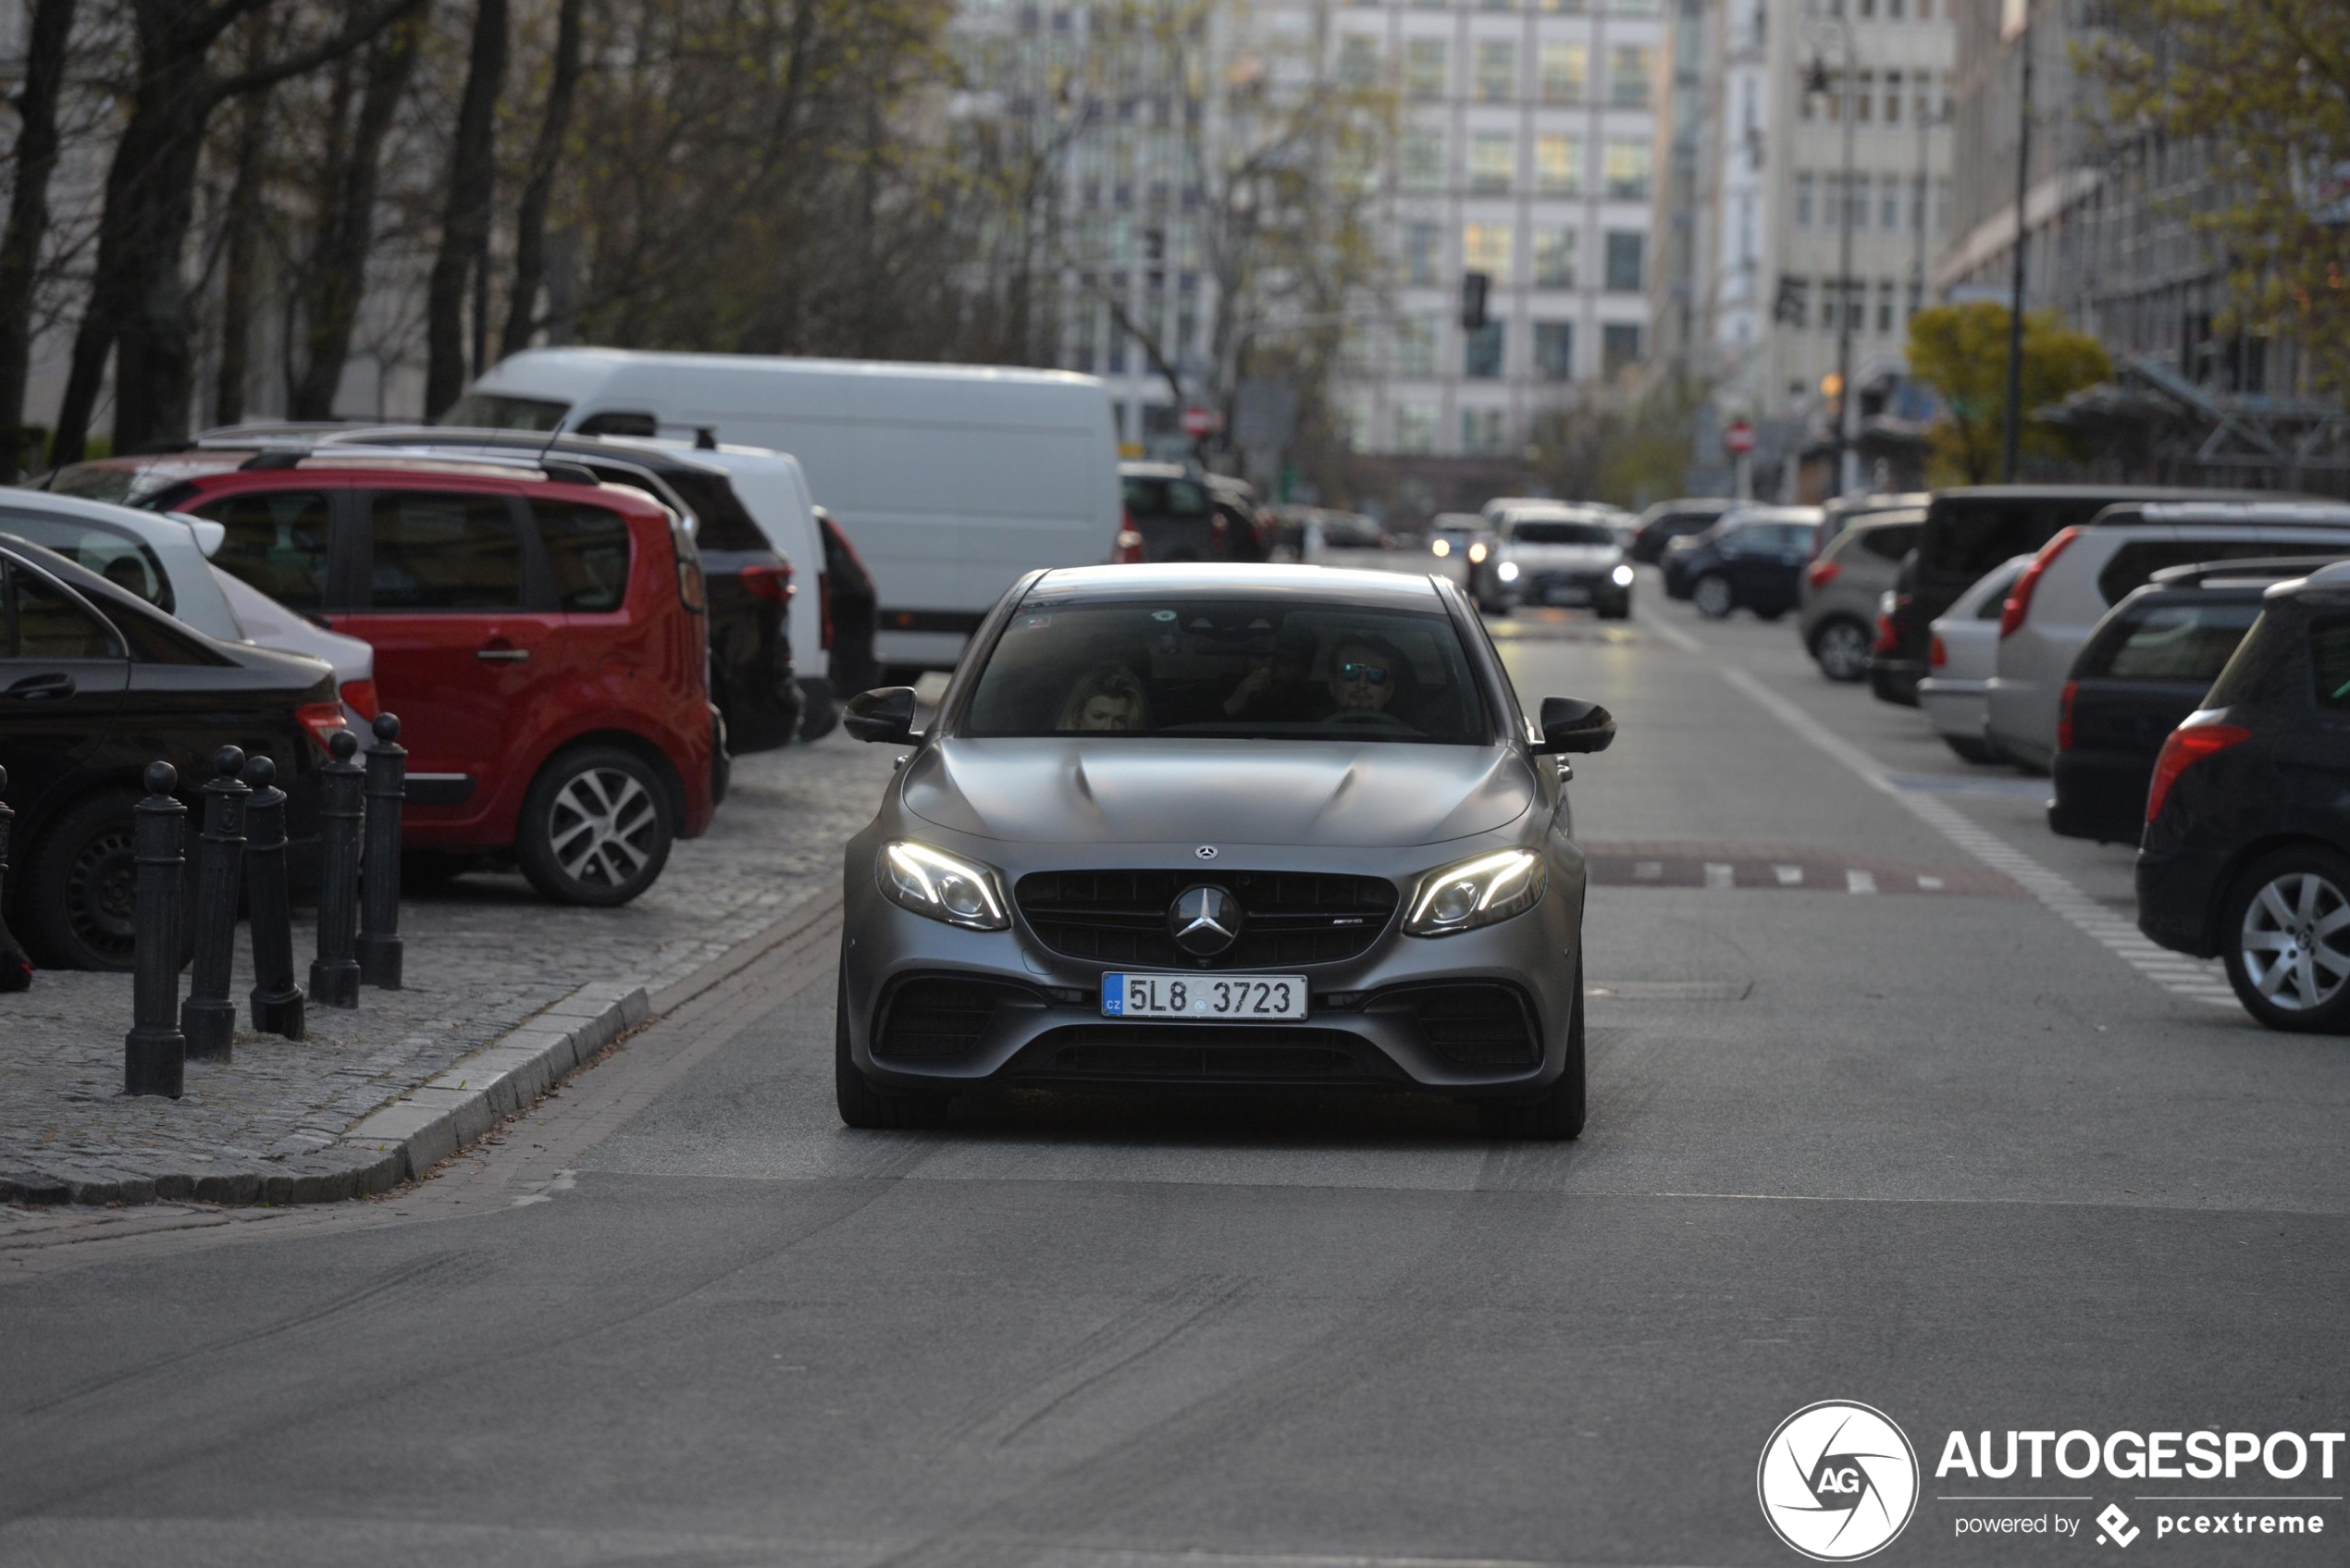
xmin=142 ymin=453 xmax=716 ymax=904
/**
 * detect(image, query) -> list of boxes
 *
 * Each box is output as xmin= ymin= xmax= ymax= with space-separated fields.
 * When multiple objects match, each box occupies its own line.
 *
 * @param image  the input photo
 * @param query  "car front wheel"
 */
xmin=1811 ymin=617 xmax=1872 ymax=681
xmin=1692 ymin=574 xmax=1735 ymax=619
xmin=515 ymin=746 xmax=674 ymax=906
xmin=835 ymin=966 xmax=952 ymax=1129
xmin=2222 ymin=846 xmax=2350 ymax=1032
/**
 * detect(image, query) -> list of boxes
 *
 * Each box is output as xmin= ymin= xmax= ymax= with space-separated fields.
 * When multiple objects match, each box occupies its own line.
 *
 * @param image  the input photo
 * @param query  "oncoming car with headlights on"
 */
xmin=833 ymin=563 xmax=1616 ymax=1138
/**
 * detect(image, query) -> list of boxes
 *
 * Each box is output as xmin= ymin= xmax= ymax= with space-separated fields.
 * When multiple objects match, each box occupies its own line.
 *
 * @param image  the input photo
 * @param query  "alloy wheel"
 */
xmin=2239 ymin=870 xmax=2350 ymax=1013
xmin=548 ymin=767 xmax=662 ymax=891
xmin=1814 ymin=620 xmax=1871 ymax=681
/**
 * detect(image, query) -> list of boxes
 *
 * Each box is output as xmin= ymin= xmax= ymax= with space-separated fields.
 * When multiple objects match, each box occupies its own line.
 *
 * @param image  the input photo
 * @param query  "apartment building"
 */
xmin=1676 ymin=0 xmax=1955 ymax=496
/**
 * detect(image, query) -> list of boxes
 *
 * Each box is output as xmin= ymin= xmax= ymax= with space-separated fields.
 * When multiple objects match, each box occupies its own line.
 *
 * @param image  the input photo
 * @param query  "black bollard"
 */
xmin=356 ymin=711 xmax=405 ymax=990
xmin=125 ymin=762 xmax=187 ymax=1097
xmin=309 ymin=729 xmax=364 ymax=1007
xmin=0 ymin=764 xmax=28 ymax=993
xmin=180 ymin=747 xmax=248 ymax=1058
xmin=243 ymin=754 xmax=305 ymax=1040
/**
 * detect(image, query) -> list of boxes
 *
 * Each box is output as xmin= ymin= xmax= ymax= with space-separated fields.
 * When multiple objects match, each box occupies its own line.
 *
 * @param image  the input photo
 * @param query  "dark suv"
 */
xmin=2137 ymin=560 xmax=2350 ymax=1031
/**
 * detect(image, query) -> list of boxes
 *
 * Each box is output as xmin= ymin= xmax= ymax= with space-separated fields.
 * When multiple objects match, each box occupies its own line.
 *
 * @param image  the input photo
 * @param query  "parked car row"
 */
xmin=5 ymin=419 xmax=893 ymax=968
xmin=1793 ymin=481 xmax=2350 ymax=1034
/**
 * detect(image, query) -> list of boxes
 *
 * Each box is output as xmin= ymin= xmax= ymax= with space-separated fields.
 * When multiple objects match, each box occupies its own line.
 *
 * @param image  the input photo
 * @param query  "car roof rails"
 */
xmin=2147 ymin=554 xmax=2350 ymax=588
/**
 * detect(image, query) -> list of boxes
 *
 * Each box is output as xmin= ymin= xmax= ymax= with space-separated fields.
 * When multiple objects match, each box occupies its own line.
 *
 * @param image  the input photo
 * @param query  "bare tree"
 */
xmin=423 ymin=0 xmax=508 ymax=414
xmin=500 ymin=0 xmax=582 ymax=358
xmin=0 ymin=0 xmax=80 ymax=478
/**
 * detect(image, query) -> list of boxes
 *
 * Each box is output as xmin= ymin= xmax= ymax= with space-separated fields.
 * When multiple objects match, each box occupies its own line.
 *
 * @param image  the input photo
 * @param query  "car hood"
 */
xmin=902 ymin=738 xmax=1535 ymax=848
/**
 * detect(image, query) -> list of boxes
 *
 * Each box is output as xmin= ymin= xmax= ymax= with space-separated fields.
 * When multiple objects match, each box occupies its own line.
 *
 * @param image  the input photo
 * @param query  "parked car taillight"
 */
xmin=1113 ymin=526 xmax=1146 ymax=564
xmin=1872 ymin=611 xmax=1898 ymax=654
xmin=1928 ymin=634 xmax=1947 ymax=670
xmin=1806 ymin=560 xmax=1841 ymax=591
xmin=2000 ymin=526 xmax=2079 ymax=639
xmin=740 ymin=562 xmax=793 ymax=604
xmin=2057 ymin=679 xmax=2077 ymax=752
xmin=338 ymin=679 xmax=380 ymax=720
xmin=2145 ymin=712 xmax=2254 ymax=824
xmin=296 ymin=701 xmax=349 ymax=756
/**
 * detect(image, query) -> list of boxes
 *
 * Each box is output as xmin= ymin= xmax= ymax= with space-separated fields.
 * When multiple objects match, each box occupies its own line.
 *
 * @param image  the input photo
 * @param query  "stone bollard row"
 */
xmin=357 ymin=712 xmax=406 ymax=989
xmin=124 ymin=762 xmax=186 ymax=1098
xmin=182 ymin=746 xmax=248 ymax=1060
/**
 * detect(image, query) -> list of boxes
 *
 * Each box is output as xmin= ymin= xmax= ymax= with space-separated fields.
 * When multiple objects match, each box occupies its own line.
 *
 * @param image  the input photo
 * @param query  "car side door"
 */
xmin=328 ymin=487 xmax=568 ymax=818
xmin=0 ymin=551 xmax=133 ymax=834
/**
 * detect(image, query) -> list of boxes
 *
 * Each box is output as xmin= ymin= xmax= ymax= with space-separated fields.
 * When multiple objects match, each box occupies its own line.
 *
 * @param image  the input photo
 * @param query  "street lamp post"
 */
xmin=1806 ymin=17 xmax=1860 ymax=498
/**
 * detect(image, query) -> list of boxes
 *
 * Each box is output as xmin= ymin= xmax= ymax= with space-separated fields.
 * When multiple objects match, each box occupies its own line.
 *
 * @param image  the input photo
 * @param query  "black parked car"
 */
xmin=1662 ymin=508 xmax=1821 ymax=619
xmin=1119 ymin=463 xmax=1222 ymax=562
xmin=813 ymin=504 xmax=879 ymax=714
xmin=2050 ymin=560 xmax=2337 ymax=844
xmin=1629 ymin=498 xmax=1734 ymax=564
xmin=2137 ymin=560 xmax=2350 ymax=1031
xmin=0 ymin=536 xmax=339 ymax=970
xmin=314 ymin=429 xmax=805 ymax=753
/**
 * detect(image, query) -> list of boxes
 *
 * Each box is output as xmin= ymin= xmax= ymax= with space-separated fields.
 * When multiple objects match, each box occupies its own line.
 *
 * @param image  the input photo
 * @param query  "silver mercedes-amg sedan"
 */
xmin=835 ymin=563 xmax=1615 ymax=1138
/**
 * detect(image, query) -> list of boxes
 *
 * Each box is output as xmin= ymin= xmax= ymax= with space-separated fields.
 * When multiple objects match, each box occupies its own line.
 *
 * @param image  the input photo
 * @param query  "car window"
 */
xmin=2082 ymin=601 xmax=2263 ymax=683
xmin=0 ymin=515 xmax=175 ymax=613
xmin=366 ymin=490 xmax=524 ymax=611
xmin=1973 ymin=562 xmax=2024 ymax=620
xmin=1925 ymin=497 xmax=2110 ymax=579
xmin=657 ymin=471 xmax=769 ymax=553
xmin=535 ymin=500 xmax=634 ymax=612
xmin=1509 ymin=521 xmax=1615 ymax=545
xmin=963 ymin=598 xmax=1491 ymax=744
xmin=1122 ymin=476 xmax=1212 ymax=517
xmin=5 ymin=565 xmax=118 ymax=659
xmin=2096 ymin=538 xmax=2309 ymax=606
xmin=197 ymin=489 xmax=334 ymax=611
xmin=440 ymin=391 xmax=570 ymax=431
xmin=1858 ymin=523 xmax=1921 ymax=562
xmin=2313 ymin=618 xmax=2350 ymax=710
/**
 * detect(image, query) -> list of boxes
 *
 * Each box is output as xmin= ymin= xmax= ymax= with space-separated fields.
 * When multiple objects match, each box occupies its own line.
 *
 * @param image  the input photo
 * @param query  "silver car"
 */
xmin=1798 ymin=509 xmax=1922 ymax=681
xmin=835 ymin=564 xmax=1614 ymax=1139
xmin=1918 ymin=555 xmax=2034 ymax=764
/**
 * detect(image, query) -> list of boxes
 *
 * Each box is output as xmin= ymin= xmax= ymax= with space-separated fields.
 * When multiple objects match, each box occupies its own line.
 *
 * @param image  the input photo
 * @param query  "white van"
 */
xmin=450 ymin=350 xmax=1124 ymax=669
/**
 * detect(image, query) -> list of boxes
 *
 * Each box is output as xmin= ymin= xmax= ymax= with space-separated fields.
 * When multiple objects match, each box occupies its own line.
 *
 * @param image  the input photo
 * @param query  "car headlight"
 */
xmin=1497 ymin=561 xmax=1520 ymax=583
xmin=1404 ymin=848 xmax=1546 ymax=937
xmin=1431 ymin=537 xmax=1452 ymax=558
xmin=879 ymin=840 xmax=1009 ymax=930
xmin=1467 ymin=541 xmax=1488 ymax=563
xmin=1610 ymin=563 xmax=1635 ymax=586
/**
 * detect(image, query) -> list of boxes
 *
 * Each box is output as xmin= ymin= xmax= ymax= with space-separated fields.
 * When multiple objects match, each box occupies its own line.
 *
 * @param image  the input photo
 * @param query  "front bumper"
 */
xmin=1514 ymin=570 xmax=1630 ymax=611
xmin=840 ymin=836 xmax=1585 ymax=1098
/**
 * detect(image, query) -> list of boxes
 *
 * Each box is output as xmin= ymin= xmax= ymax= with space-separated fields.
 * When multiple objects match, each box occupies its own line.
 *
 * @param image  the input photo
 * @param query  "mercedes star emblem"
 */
xmin=1168 ymin=884 xmax=1243 ymax=957
xmin=1195 ymin=846 xmax=1218 ymax=859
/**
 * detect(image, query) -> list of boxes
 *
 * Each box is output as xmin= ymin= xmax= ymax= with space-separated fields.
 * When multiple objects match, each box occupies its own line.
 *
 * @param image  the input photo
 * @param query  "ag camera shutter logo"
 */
xmin=1758 ymin=1401 xmax=1920 ymax=1561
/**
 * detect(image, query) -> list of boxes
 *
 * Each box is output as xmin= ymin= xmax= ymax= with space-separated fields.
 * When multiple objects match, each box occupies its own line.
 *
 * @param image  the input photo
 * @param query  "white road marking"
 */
xmin=1846 ymin=868 xmax=1878 ymax=895
xmin=1633 ymin=600 xmax=1709 ymax=653
xmin=1703 ymin=862 xmax=1735 ymax=889
xmin=1774 ymin=863 xmax=1804 ymax=885
xmin=1720 ymin=668 xmax=2236 ymax=1006
xmin=1917 ymin=875 xmax=1945 ymax=892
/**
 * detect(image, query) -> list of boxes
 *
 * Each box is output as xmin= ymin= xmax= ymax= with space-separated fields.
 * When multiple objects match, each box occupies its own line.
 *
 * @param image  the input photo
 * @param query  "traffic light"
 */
xmin=1460 ymin=271 xmax=1490 ymax=333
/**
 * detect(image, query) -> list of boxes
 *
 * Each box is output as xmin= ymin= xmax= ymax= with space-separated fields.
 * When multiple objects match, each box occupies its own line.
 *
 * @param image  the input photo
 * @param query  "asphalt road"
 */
xmin=4 ymin=566 xmax=2345 ymax=1568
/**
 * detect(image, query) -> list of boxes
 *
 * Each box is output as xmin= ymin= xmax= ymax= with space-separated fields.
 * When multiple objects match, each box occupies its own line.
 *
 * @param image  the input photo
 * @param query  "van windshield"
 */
xmin=1510 ymin=521 xmax=1614 ymax=546
xmin=441 ymin=392 xmax=570 ymax=432
xmin=962 ymin=598 xmax=1492 ymax=744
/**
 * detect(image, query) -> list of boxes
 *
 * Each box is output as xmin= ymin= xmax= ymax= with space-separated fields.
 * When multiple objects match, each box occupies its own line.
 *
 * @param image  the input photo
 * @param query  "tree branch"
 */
xmin=208 ymin=0 xmax=427 ymax=104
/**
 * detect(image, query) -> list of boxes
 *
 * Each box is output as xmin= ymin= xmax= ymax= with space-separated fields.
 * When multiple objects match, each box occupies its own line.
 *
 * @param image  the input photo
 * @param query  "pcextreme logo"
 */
xmin=1758 ymin=1401 xmax=1922 ymax=1562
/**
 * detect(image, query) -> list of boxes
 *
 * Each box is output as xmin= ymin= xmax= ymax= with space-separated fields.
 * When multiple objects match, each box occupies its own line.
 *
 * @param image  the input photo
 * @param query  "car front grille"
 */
xmin=874 ymin=975 xmax=1039 ymax=1060
xmin=1008 ymin=1024 xmax=1402 ymax=1083
xmin=1014 ymin=870 xmax=1398 ymax=969
xmin=1370 ymin=982 xmax=1541 ymax=1069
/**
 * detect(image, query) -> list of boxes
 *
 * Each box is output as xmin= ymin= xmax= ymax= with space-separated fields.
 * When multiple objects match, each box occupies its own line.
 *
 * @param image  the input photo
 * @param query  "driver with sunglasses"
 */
xmin=1325 ymin=636 xmax=1404 ymax=717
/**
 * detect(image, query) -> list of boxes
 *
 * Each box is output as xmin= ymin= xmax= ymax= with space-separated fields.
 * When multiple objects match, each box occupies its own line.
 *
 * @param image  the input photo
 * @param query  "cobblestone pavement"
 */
xmin=0 ymin=733 xmax=899 ymax=1203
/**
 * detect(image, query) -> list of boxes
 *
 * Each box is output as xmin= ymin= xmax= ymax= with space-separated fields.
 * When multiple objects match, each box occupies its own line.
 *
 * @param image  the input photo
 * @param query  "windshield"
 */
xmin=50 ymin=457 xmax=246 ymax=507
xmin=2081 ymin=600 xmax=2262 ymax=682
xmin=961 ymin=597 xmax=1493 ymax=744
xmin=0 ymin=514 xmax=176 ymax=612
xmin=1509 ymin=521 xmax=1614 ymax=546
xmin=440 ymin=391 xmax=571 ymax=431
xmin=1122 ymin=476 xmax=1211 ymax=518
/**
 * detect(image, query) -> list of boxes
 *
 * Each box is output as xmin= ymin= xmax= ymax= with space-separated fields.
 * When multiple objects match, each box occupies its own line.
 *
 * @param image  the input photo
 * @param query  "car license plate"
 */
xmin=1101 ymin=973 xmax=1308 ymax=1020
xmin=1544 ymin=584 xmax=1590 ymax=606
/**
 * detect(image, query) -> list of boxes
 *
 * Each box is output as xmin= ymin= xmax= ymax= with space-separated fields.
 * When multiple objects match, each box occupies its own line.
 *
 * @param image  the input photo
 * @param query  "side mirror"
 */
xmin=1534 ymin=696 xmax=1615 ymax=755
xmin=843 ymin=685 xmax=921 ymax=745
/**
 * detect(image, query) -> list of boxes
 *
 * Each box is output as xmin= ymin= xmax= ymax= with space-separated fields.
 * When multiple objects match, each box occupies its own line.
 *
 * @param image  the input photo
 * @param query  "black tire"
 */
xmin=1810 ymin=617 xmax=1873 ymax=682
xmin=1478 ymin=962 xmax=1587 ymax=1140
xmin=2220 ymin=846 xmax=2350 ymax=1033
xmin=835 ymin=965 xmax=952 ymax=1129
xmin=799 ymin=688 xmax=841 ymax=742
xmin=514 ymin=746 xmax=674 ymax=907
xmin=1942 ymin=734 xmax=1999 ymax=766
xmin=23 ymin=790 xmax=144 ymax=970
xmin=1691 ymin=574 xmax=1735 ymax=620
